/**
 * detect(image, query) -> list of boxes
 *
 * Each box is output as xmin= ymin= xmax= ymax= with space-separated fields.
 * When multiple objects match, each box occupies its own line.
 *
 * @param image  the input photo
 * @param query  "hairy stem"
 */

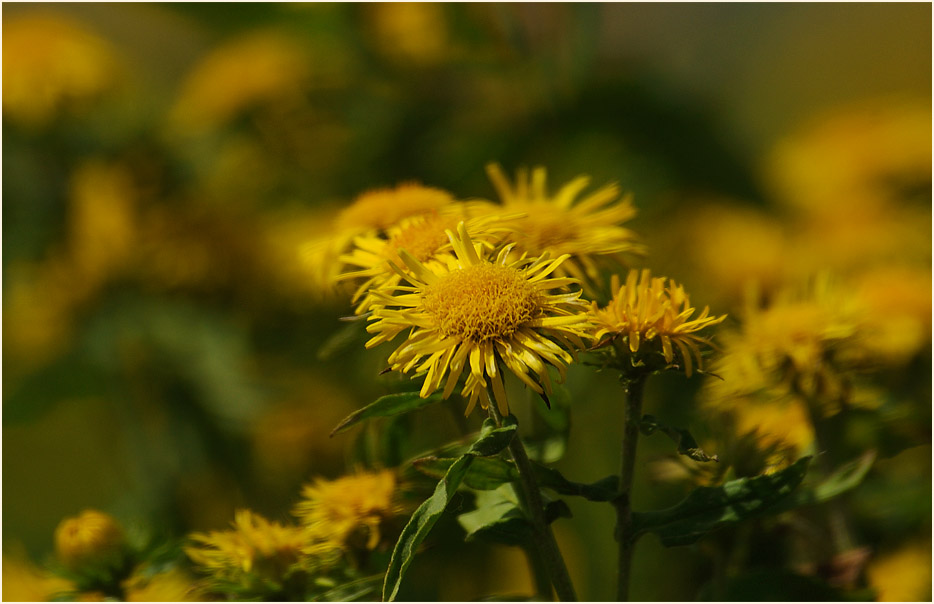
xmin=488 ymin=401 xmax=577 ymax=601
xmin=615 ymin=373 xmax=646 ymax=601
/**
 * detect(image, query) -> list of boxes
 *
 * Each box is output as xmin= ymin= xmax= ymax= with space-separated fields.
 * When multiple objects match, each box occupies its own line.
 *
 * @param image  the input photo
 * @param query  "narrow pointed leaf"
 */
xmin=412 ymin=456 xmax=519 ymax=490
xmin=631 ymin=456 xmax=811 ymax=546
xmin=331 ymin=391 xmax=443 ymax=436
xmin=771 ymin=450 xmax=876 ymax=513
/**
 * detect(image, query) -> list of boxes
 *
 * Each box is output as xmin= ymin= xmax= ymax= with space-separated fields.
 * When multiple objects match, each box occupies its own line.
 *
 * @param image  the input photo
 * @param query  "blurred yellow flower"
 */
xmin=852 ymin=266 xmax=932 ymax=366
xmin=167 ymin=30 xmax=312 ymax=134
xmin=294 ymin=469 xmax=405 ymax=551
xmin=68 ymin=160 xmax=138 ymax=288
xmin=336 ymin=182 xmax=457 ymax=233
xmin=2 ymin=13 xmax=119 ymax=127
xmin=367 ymin=2 xmax=451 ymax=66
xmin=1 ymin=555 xmax=74 ymax=602
xmin=764 ymin=99 xmax=932 ymax=214
xmin=591 ymin=269 xmax=726 ymax=377
xmin=866 ymin=540 xmax=932 ymax=602
xmin=365 ymin=223 xmax=591 ymax=415
xmin=186 ymin=509 xmax=334 ymax=586
xmin=484 ymin=163 xmax=643 ymax=286
xmin=54 ymin=509 xmax=126 ymax=571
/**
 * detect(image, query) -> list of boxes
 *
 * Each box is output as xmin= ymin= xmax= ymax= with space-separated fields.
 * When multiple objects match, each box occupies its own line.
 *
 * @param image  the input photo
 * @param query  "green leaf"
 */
xmin=331 ymin=391 xmax=443 ymax=436
xmin=632 ymin=456 xmax=811 ymax=546
xmin=382 ymin=419 xmax=517 ymax=601
xmin=383 ymin=455 xmax=474 ymax=601
xmin=640 ymin=414 xmax=718 ymax=462
xmin=772 ymin=450 xmax=876 ymax=513
xmin=412 ymin=456 xmax=519 ymax=490
xmin=458 ymin=485 xmax=531 ymax=546
xmin=532 ymin=463 xmax=619 ymax=502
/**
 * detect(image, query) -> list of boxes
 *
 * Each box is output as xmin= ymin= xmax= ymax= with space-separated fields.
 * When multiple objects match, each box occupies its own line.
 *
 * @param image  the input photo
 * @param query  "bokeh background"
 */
xmin=3 ymin=2 xmax=931 ymax=601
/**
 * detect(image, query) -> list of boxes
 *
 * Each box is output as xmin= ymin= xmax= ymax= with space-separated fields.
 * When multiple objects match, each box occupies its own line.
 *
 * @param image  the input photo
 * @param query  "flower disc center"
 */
xmin=423 ymin=264 xmax=541 ymax=341
xmin=386 ymin=214 xmax=453 ymax=264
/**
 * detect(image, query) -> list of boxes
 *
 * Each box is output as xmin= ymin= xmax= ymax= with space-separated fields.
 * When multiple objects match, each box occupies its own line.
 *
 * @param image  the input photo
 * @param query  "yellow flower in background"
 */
xmin=186 ymin=509 xmax=335 ymax=585
xmin=591 ymin=269 xmax=726 ymax=376
xmin=367 ymin=2 xmax=451 ymax=66
xmin=2 ymin=13 xmax=119 ymax=127
xmin=1 ymin=555 xmax=75 ymax=602
xmin=764 ymin=99 xmax=932 ymax=214
xmin=484 ymin=163 xmax=643 ymax=286
xmin=68 ymin=160 xmax=138 ymax=288
xmin=294 ymin=469 xmax=405 ymax=551
xmin=167 ymin=30 xmax=312 ymax=134
xmin=336 ymin=182 xmax=457 ymax=233
xmin=866 ymin=540 xmax=932 ymax=602
xmin=54 ymin=510 xmax=126 ymax=572
xmin=366 ymin=223 xmax=591 ymax=415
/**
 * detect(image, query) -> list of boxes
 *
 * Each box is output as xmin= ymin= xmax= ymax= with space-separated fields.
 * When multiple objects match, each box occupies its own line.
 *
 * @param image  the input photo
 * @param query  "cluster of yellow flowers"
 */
xmin=309 ymin=164 xmax=725 ymax=418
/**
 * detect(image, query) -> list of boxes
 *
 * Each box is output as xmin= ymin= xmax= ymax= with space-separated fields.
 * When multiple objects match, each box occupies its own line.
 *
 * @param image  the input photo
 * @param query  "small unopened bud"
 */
xmin=54 ymin=509 xmax=125 ymax=570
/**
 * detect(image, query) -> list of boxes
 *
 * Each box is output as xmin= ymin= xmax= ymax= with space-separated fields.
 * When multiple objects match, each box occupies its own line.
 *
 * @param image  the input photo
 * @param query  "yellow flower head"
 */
xmin=167 ymin=30 xmax=312 ymax=134
xmin=366 ymin=223 xmax=592 ymax=416
xmin=367 ymin=2 xmax=450 ymax=66
xmin=2 ymin=555 xmax=74 ymax=602
xmin=293 ymin=469 xmax=404 ymax=551
xmin=186 ymin=510 xmax=334 ymax=586
xmin=484 ymin=163 xmax=644 ymax=286
xmin=123 ymin=569 xmax=200 ymax=602
xmin=591 ymin=269 xmax=726 ymax=376
xmin=54 ymin=510 xmax=126 ymax=571
xmin=339 ymin=208 xmax=508 ymax=314
xmin=866 ymin=540 xmax=933 ymax=602
xmin=2 ymin=13 xmax=119 ymax=127
xmin=336 ymin=182 xmax=456 ymax=233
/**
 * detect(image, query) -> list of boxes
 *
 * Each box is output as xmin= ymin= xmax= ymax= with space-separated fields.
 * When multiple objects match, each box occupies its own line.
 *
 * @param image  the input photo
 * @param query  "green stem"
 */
xmin=488 ymin=402 xmax=577 ymax=602
xmin=615 ymin=373 xmax=646 ymax=602
xmin=523 ymin=542 xmax=554 ymax=600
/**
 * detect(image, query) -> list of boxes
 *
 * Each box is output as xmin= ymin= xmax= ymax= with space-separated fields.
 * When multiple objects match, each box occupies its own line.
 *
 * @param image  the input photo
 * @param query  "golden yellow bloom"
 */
xmin=367 ymin=2 xmax=450 ymax=66
xmin=366 ymin=223 xmax=592 ymax=415
xmin=2 ymin=555 xmax=74 ymax=602
xmin=339 ymin=208 xmax=508 ymax=314
xmin=866 ymin=540 xmax=932 ymax=602
xmin=336 ymin=182 xmax=456 ymax=233
xmin=54 ymin=510 xmax=126 ymax=571
xmin=591 ymin=269 xmax=726 ymax=376
xmin=167 ymin=30 xmax=312 ymax=134
xmin=294 ymin=469 xmax=404 ymax=551
xmin=483 ymin=163 xmax=643 ymax=285
xmin=186 ymin=509 xmax=334 ymax=586
xmin=2 ymin=13 xmax=119 ymax=127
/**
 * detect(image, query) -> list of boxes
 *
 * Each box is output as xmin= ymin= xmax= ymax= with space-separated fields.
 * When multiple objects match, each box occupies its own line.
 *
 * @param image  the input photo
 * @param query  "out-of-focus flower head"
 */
xmin=186 ymin=509 xmax=339 ymax=597
xmin=167 ymin=30 xmax=313 ymax=135
xmin=866 ymin=539 xmax=933 ymax=602
xmin=1 ymin=554 xmax=75 ymax=602
xmin=483 ymin=163 xmax=644 ymax=289
xmin=123 ymin=568 xmax=200 ymax=602
xmin=365 ymin=223 xmax=592 ymax=415
xmin=2 ymin=13 xmax=120 ymax=127
xmin=294 ymin=469 xmax=406 ymax=552
xmin=590 ymin=269 xmax=726 ymax=377
xmin=365 ymin=2 xmax=451 ymax=66
xmin=764 ymin=99 xmax=932 ymax=215
xmin=54 ymin=510 xmax=128 ymax=574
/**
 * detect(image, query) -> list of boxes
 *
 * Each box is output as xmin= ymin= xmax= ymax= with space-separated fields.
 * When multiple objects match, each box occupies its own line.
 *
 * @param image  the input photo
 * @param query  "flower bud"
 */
xmin=54 ymin=509 xmax=125 ymax=571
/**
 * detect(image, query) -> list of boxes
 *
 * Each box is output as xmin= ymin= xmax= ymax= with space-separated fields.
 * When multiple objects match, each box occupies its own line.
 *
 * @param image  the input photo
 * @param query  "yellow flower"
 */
xmin=339 ymin=208 xmax=507 ymax=314
xmin=591 ymin=269 xmax=726 ymax=376
xmin=54 ymin=509 xmax=126 ymax=572
xmin=365 ymin=223 xmax=592 ymax=415
xmin=366 ymin=2 xmax=451 ymax=66
xmin=336 ymin=182 xmax=456 ymax=233
xmin=167 ymin=30 xmax=312 ymax=134
xmin=1 ymin=555 xmax=74 ymax=602
xmin=2 ymin=13 xmax=119 ymax=127
xmin=293 ymin=469 xmax=404 ymax=551
xmin=186 ymin=509 xmax=334 ymax=586
xmin=483 ymin=163 xmax=643 ymax=285
xmin=866 ymin=540 xmax=932 ymax=602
